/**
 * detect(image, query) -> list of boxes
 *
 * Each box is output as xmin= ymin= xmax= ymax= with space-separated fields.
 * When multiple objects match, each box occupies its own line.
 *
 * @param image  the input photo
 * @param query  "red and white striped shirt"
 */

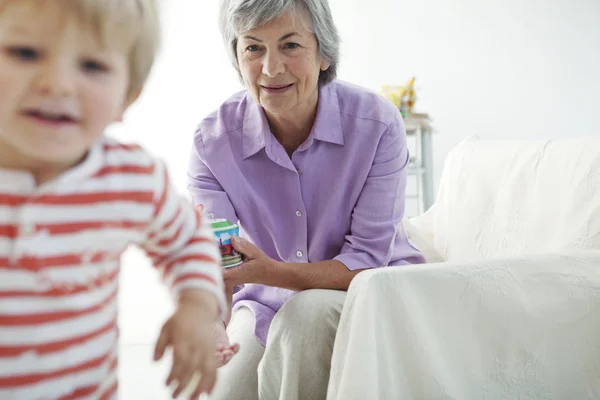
xmin=0 ymin=137 xmax=225 ymax=399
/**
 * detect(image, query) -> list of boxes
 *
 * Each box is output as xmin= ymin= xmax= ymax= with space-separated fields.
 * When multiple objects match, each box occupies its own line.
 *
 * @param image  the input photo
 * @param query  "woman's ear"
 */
xmin=320 ymin=59 xmax=331 ymax=71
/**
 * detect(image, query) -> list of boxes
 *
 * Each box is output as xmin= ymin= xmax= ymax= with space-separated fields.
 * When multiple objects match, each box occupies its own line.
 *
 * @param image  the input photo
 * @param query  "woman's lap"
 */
xmin=209 ymin=289 xmax=346 ymax=400
xmin=259 ymin=289 xmax=346 ymax=400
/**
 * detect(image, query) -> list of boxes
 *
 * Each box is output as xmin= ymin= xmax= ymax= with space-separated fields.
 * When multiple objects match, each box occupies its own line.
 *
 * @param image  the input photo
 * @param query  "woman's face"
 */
xmin=236 ymin=11 xmax=330 ymax=117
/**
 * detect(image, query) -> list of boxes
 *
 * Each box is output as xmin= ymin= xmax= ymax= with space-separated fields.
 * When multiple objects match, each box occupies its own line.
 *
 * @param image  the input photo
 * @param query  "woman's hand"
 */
xmin=223 ymin=235 xmax=278 ymax=287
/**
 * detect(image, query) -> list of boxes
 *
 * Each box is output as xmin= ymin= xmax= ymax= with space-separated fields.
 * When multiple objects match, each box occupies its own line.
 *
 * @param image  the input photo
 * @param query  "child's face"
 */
xmin=0 ymin=1 xmax=136 ymax=179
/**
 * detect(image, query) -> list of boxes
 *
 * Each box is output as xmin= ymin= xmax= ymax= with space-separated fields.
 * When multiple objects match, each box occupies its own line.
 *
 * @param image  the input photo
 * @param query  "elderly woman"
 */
xmin=187 ymin=0 xmax=425 ymax=398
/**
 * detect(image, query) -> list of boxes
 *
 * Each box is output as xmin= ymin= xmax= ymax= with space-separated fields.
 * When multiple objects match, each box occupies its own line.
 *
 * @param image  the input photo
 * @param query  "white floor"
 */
xmin=119 ymin=343 xmax=173 ymax=399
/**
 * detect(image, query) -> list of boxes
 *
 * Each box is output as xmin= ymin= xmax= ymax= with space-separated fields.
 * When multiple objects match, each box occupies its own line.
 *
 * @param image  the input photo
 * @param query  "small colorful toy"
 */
xmin=210 ymin=218 xmax=243 ymax=268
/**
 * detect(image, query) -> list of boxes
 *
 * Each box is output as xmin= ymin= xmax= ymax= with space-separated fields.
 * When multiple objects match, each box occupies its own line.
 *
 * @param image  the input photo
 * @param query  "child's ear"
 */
xmin=114 ymin=89 xmax=142 ymax=122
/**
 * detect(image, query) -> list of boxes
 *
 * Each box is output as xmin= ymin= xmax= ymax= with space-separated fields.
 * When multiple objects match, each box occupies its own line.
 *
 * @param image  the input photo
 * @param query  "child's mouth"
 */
xmin=24 ymin=110 xmax=77 ymax=126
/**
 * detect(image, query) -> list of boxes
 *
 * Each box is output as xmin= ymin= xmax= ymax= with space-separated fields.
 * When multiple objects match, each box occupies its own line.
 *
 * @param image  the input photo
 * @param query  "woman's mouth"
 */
xmin=261 ymin=84 xmax=293 ymax=94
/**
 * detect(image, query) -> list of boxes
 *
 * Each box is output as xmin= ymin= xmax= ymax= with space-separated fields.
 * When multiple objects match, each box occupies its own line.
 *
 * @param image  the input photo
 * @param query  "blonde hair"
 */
xmin=0 ymin=0 xmax=161 ymax=97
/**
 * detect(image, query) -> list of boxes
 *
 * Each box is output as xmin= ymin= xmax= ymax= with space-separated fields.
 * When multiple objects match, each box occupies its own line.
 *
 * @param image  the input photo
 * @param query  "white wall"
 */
xmin=329 ymin=0 xmax=600 ymax=192
xmin=116 ymin=0 xmax=600 ymax=345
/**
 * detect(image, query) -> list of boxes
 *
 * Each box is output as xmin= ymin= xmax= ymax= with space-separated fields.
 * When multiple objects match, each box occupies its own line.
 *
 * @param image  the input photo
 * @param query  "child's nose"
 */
xmin=35 ymin=61 xmax=75 ymax=97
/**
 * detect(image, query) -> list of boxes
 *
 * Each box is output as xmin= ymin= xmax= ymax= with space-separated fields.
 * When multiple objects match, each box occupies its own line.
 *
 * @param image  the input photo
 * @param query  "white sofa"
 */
xmin=327 ymin=136 xmax=600 ymax=400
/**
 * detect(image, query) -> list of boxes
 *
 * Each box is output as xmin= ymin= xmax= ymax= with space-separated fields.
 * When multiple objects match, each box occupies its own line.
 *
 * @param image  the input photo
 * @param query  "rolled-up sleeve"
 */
xmin=187 ymin=132 xmax=239 ymax=225
xmin=334 ymin=112 xmax=410 ymax=270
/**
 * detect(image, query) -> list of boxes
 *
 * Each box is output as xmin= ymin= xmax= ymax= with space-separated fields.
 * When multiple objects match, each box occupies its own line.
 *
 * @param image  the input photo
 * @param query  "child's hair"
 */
xmin=0 ymin=0 xmax=161 ymax=97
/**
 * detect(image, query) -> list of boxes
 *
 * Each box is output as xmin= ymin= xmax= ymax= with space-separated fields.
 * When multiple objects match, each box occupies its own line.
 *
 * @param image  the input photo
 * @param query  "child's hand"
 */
xmin=154 ymin=290 xmax=219 ymax=399
xmin=214 ymin=321 xmax=240 ymax=367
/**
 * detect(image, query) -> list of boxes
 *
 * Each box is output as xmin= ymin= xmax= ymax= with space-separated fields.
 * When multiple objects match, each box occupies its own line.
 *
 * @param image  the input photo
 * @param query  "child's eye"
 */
xmin=6 ymin=46 xmax=40 ymax=61
xmin=81 ymin=59 xmax=109 ymax=73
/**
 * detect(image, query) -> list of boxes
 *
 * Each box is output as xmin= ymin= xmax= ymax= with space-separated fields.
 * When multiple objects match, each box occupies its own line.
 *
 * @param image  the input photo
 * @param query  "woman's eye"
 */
xmin=284 ymin=42 xmax=300 ymax=49
xmin=81 ymin=59 xmax=109 ymax=73
xmin=7 ymin=46 xmax=40 ymax=61
xmin=246 ymin=45 xmax=260 ymax=52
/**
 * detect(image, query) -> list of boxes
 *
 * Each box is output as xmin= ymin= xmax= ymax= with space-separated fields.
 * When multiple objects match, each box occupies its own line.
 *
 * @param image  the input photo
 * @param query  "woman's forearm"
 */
xmin=264 ymin=259 xmax=367 ymax=291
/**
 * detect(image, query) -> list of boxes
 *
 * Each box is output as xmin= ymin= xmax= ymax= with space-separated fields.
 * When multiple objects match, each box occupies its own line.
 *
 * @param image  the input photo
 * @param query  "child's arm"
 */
xmin=140 ymin=160 xmax=226 ymax=397
xmin=140 ymin=160 xmax=226 ymax=313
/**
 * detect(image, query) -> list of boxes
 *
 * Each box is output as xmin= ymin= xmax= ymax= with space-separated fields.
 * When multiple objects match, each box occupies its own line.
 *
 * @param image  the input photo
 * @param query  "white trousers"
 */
xmin=209 ymin=289 xmax=346 ymax=400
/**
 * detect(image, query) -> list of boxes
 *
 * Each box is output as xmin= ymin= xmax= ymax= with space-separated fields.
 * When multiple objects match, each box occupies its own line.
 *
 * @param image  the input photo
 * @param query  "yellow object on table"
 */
xmin=380 ymin=77 xmax=417 ymax=116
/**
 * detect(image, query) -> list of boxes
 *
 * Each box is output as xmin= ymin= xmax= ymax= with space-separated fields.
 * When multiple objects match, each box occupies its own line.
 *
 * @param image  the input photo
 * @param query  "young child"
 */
xmin=0 ymin=0 xmax=228 ymax=398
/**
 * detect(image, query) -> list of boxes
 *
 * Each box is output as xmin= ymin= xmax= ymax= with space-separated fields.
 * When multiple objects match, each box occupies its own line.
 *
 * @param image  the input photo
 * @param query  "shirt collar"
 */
xmin=242 ymin=93 xmax=270 ymax=159
xmin=52 ymin=138 xmax=104 ymax=184
xmin=0 ymin=137 xmax=105 ymax=193
xmin=310 ymin=82 xmax=344 ymax=146
xmin=242 ymin=82 xmax=344 ymax=160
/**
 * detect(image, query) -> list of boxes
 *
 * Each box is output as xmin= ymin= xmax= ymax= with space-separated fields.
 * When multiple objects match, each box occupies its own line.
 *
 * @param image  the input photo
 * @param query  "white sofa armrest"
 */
xmin=327 ymin=251 xmax=600 ymax=400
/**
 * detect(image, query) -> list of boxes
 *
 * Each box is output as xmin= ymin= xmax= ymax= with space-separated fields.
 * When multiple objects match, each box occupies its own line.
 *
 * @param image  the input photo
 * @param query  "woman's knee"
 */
xmin=258 ymin=290 xmax=346 ymax=398
xmin=269 ymin=289 xmax=346 ymax=340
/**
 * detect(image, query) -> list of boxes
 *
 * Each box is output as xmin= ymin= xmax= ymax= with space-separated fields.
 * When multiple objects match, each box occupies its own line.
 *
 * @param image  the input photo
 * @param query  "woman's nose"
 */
xmin=261 ymin=52 xmax=285 ymax=78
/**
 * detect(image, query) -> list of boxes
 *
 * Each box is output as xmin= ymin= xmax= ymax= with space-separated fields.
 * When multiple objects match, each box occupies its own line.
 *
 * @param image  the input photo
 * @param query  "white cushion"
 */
xmin=432 ymin=135 xmax=600 ymax=261
xmin=403 ymin=206 xmax=445 ymax=263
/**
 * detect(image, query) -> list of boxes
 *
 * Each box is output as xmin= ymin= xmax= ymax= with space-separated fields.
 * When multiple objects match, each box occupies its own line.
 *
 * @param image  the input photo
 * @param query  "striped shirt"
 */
xmin=0 ymin=137 xmax=225 ymax=399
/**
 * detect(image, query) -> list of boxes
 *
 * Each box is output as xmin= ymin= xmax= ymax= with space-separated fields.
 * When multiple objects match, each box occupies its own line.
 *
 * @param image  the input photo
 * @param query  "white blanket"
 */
xmin=327 ymin=251 xmax=600 ymax=400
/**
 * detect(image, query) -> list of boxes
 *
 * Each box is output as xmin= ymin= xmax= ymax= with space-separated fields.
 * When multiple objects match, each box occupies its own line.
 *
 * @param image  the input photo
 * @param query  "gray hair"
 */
xmin=218 ymin=0 xmax=340 ymax=86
